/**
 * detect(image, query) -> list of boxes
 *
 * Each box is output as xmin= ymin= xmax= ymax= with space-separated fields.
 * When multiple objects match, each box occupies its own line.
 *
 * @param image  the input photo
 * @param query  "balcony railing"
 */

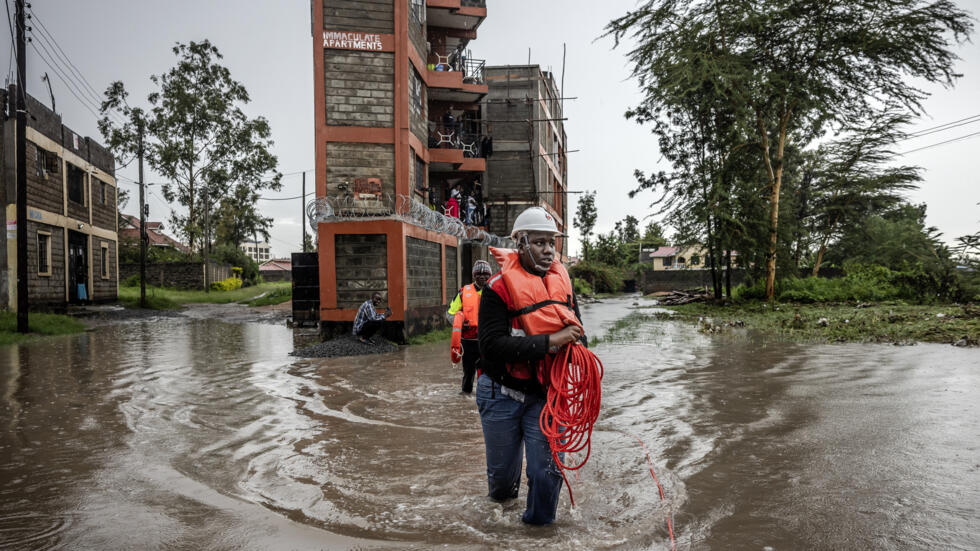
xmin=430 ymin=50 xmax=485 ymax=85
xmin=461 ymin=0 xmax=486 ymax=7
xmin=427 ymin=121 xmax=488 ymax=158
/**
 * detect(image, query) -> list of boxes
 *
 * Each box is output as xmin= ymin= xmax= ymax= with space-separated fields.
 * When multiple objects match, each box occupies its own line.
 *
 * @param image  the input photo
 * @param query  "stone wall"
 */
xmin=335 ymin=233 xmax=388 ymax=309
xmin=27 ymin=221 xmax=66 ymax=305
xmin=120 ymin=261 xmax=231 ymax=290
xmin=260 ymin=270 xmax=292 ymax=283
xmin=25 ymin=140 xmax=64 ymax=215
xmin=639 ymin=269 xmax=747 ymax=293
xmin=445 ymin=244 xmax=457 ymax=303
xmin=324 ymin=142 xmax=395 ymax=214
xmin=406 ymin=237 xmax=442 ymax=307
xmin=91 ymin=239 xmax=117 ymax=301
xmin=323 ymin=0 xmax=393 ymax=33
xmin=324 ymin=50 xmax=394 ymax=128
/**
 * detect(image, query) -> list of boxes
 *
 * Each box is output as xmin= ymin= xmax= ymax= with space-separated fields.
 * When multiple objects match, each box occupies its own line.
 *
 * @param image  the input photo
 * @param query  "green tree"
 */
xmin=642 ymin=221 xmax=667 ymax=247
xmin=607 ymin=0 xmax=972 ymax=300
xmin=214 ymin=184 xmax=272 ymax=248
xmin=99 ymin=40 xmax=282 ymax=253
xmin=573 ymin=190 xmax=597 ymax=260
xmin=303 ymin=232 xmax=315 ymax=253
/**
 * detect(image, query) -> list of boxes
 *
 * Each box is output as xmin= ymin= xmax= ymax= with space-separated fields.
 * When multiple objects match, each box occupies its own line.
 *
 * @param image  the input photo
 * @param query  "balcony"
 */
xmin=427 ymin=121 xmax=487 ymax=172
xmin=427 ymin=51 xmax=487 ymax=102
xmin=426 ymin=0 xmax=486 ymax=31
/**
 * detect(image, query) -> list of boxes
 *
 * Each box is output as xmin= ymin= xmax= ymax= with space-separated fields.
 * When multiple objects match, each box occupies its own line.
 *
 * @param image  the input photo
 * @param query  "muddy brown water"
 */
xmin=1 ymin=297 xmax=978 ymax=550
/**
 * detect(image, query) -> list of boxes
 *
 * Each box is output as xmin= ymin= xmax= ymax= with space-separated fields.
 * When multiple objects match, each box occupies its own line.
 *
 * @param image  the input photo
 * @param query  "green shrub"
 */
xmin=568 ymin=261 xmax=624 ymax=293
xmin=210 ymin=276 xmax=244 ymax=292
xmin=573 ymin=277 xmax=594 ymax=297
xmin=121 ymin=274 xmax=141 ymax=287
xmin=231 ymin=266 xmax=244 ymax=278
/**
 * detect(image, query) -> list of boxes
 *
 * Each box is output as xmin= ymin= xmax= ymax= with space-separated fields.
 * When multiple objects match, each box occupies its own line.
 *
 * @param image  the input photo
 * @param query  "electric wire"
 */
xmin=905 ymin=113 xmax=980 ymax=139
xmin=900 ymin=130 xmax=980 ymax=155
xmin=28 ymin=41 xmax=103 ymax=121
xmin=27 ymin=7 xmax=104 ymax=105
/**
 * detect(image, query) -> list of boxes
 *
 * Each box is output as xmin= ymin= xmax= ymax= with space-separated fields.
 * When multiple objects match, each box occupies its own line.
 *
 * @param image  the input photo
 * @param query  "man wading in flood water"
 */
xmin=477 ymin=206 xmax=586 ymax=525
xmin=447 ymin=260 xmax=493 ymax=394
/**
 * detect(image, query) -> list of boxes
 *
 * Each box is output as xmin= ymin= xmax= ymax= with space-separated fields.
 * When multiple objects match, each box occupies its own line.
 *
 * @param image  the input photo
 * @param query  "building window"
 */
xmin=691 ymin=254 xmax=700 ymax=266
xmin=37 ymin=231 xmax=52 ymax=275
xmin=410 ymin=0 xmax=425 ymax=24
xmin=67 ymin=163 xmax=86 ymax=205
xmin=415 ymin=154 xmax=425 ymax=193
xmin=677 ymin=256 xmax=686 ymax=265
xmin=98 ymin=180 xmax=108 ymax=204
xmin=662 ymin=256 xmax=673 ymax=267
xmin=101 ymin=242 xmax=109 ymax=279
xmin=410 ymin=67 xmax=423 ymax=116
xmin=35 ymin=146 xmax=60 ymax=179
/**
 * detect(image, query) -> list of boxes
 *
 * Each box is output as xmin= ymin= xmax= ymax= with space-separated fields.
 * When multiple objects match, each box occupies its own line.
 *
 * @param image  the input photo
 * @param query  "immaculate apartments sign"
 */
xmin=323 ymin=31 xmax=394 ymax=52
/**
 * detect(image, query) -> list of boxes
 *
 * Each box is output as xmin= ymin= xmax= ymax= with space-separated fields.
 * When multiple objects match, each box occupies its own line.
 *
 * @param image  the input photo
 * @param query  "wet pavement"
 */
xmin=1 ymin=297 xmax=978 ymax=550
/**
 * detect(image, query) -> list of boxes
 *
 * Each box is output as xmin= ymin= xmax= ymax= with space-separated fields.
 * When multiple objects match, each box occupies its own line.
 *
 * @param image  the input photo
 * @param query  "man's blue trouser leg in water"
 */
xmin=476 ymin=374 xmax=564 ymax=525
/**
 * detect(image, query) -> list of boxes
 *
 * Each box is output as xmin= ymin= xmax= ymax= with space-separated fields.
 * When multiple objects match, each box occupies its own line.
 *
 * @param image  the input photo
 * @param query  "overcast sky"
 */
xmin=3 ymin=1 xmax=977 ymax=258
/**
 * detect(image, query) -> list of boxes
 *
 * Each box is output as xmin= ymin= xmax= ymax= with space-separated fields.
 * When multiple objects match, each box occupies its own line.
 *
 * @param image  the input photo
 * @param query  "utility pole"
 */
xmin=301 ymin=172 xmax=307 ymax=252
xmin=41 ymin=72 xmax=54 ymax=112
xmin=15 ymin=0 xmax=28 ymax=332
xmin=203 ymin=191 xmax=210 ymax=293
xmin=137 ymin=123 xmax=147 ymax=308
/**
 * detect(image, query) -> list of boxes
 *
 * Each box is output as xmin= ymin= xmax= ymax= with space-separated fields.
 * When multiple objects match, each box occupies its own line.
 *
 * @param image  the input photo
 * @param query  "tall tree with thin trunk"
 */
xmin=607 ymin=0 xmax=972 ymax=299
xmin=100 ymin=40 xmax=281 ymax=253
xmin=573 ymin=191 xmax=598 ymax=261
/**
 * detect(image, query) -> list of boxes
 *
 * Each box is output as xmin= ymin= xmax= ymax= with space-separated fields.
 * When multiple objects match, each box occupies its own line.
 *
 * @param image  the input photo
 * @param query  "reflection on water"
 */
xmin=1 ymin=298 xmax=978 ymax=550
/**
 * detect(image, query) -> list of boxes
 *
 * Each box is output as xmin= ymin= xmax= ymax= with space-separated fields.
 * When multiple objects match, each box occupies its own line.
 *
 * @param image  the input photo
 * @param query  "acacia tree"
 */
xmin=573 ymin=190 xmax=597 ymax=260
xmin=807 ymin=113 xmax=921 ymax=275
xmin=100 ymin=40 xmax=281 ymax=253
xmin=607 ymin=0 xmax=972 ymax=299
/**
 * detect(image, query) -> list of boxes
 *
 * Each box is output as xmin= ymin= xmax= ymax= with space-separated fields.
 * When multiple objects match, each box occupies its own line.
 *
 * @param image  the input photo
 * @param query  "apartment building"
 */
xmin=482 ymin=65 xmax=569 ymax=258
xmin=0 ymin=86 xmax=118 ymax=309
xmin=311 ymin=0 xmax=490 ymax=339
xmin=240 ymin=240 xmax=272 ymax=263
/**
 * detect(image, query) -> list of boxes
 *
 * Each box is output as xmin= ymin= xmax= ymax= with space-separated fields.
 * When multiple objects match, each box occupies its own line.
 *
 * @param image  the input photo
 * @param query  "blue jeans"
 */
xmin=475 ymin=374 xmax=564 ymax=525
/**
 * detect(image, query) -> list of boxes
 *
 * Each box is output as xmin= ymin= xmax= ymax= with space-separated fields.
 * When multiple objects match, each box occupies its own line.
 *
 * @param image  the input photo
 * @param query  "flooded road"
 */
xmin=1 ymin=296 xmax=978 ymax=550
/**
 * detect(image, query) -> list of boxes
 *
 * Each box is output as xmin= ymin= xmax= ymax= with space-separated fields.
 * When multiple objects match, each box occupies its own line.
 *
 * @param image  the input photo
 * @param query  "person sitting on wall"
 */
xmin=353 ymin=292 xmax=391 ymax=344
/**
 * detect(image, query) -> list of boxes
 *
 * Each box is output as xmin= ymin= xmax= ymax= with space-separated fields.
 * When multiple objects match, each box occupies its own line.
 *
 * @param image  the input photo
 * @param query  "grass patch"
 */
xmin=119 ymin=281 xmax=290 ymax=307
xmin=0 ymin=312 xmax=87 ymax=346
xmin=243 ymin=286 xmax=292 ymax=307
xmin=406 ymin=326 xmax=453 ymax=345
xmin=118 ymin=292 xmax=182 ymax=310
xmin=665 ymin=301 xmax=980 ymax=345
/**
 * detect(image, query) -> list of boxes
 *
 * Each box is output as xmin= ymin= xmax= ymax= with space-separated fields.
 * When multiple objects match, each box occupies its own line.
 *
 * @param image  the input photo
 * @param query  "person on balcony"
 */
xmin=465 ymin=194 xmax=478 ymax=225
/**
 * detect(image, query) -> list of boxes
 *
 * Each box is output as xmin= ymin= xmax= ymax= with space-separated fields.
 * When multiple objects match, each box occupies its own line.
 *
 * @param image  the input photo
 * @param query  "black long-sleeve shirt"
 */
xmin=477 ymin=283 xmax=585 ymax=396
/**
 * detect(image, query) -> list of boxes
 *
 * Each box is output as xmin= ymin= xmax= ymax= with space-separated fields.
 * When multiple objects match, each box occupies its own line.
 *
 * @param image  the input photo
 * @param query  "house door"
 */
xmin=67 ymin=231 xmax=89 ymax=303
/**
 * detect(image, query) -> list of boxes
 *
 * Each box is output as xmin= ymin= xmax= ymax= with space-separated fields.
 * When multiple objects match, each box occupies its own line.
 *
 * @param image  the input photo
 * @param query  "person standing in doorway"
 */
xmin=447 ymin=260 xmax=493 ymax=394
xmin=353 ymin=292 xmax=391 ymax=344
xmin=477 ymin=206 xmax=586 ymax=525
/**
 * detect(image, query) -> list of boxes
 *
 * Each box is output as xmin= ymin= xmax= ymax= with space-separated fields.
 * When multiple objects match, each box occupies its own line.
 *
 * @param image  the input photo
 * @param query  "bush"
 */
xmin=568 ymin=261 xmax=624 ymax=293
xmin=210 ymin=276 xmax=244 ymax=292
xmin=209 ymin=243 xmax=260 ymax=285
xmin=121 ymin=274 xmax=141 ymax=287
xmin=732 ymin=264 xmax=927 ymax=303
xmin=573 ymin=277 xmax=594 ymax=297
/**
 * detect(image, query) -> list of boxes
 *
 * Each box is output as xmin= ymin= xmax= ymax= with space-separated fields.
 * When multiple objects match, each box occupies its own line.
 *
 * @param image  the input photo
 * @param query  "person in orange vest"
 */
xmin=447 ymin=260 xmax=492 ymax=394
xmin=476 ymin=206 xmax=587 ymax=525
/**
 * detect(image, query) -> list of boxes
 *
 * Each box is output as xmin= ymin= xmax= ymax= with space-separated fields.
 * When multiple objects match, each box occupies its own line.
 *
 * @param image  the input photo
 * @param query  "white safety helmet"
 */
xmin=510 ymin=206 xmax=563 ymax=239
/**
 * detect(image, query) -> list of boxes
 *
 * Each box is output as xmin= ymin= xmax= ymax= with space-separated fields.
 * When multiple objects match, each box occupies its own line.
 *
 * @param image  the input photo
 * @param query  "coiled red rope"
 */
xmin=539 ymin=342 xmax=604 ymax=506
xmin=539 ymin=342 xmax=676 ymax=549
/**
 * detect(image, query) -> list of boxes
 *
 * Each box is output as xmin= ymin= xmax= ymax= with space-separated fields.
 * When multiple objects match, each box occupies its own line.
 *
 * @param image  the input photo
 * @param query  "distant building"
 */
xmin=240 ymin=240 xmax=271 ymax=263
xmin=648 ymin=245 xmax=738 ymax=271
xmin=259 ymin=258 xmax=291 ymax=282
xmin=119 ymin=215 xmax=189 ymax=253
xmin=482 ymin=65 xmax=568 ymax=257
xmin=1 ymin=85 xmax=119 ymax=308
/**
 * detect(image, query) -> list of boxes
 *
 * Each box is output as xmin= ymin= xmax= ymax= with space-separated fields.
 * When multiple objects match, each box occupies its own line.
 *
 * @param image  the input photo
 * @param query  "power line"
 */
xmin=903 ymin=114 xmax=980 ymax=141
xmin=27 ymin=7 xmax=104 ymax=105
xmin=29 ymin=41 xmax=103 ymax=121
xmin=257 ymin=191 xmax=312 ymax=201
xmin=900 ymin=130 xmax=980 ymax=155
xmin=906 ymin=113 xmax=980 ymax=139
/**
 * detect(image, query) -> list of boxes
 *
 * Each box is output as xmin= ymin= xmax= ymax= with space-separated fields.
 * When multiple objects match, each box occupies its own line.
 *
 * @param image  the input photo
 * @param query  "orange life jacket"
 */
xmin=451 ymin=313 xmax=464 ymax=363
xmin=450 ymin=283 xmax=482 ymax=363
xmin=490 ymin=247 xmax=582 ymax=337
